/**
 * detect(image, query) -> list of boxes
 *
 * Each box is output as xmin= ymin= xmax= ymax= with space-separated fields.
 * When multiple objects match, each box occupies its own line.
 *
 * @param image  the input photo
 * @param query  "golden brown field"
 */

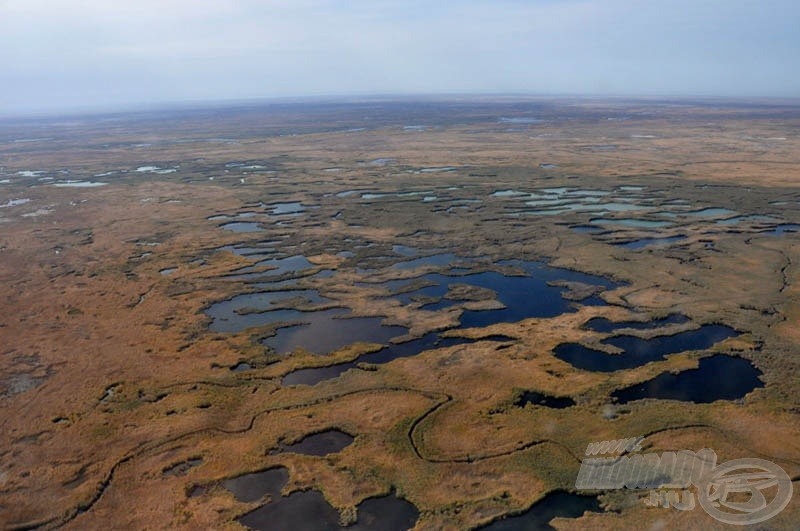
xmin=0 ymin=98 xmax=798 ymax=529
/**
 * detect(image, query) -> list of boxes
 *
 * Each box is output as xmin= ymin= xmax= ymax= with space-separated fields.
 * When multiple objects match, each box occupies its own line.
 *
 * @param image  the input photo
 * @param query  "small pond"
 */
xmin=612 ymin=354 xmax=763 ymax=404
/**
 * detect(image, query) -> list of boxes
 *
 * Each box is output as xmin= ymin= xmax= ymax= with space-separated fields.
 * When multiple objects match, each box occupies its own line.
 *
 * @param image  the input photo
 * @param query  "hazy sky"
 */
xmin=1 ymin=0 xmax=798 ymax=113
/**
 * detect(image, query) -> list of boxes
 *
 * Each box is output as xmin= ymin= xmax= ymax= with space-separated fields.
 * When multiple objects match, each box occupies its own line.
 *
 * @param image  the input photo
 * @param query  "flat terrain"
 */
xmin=0 ymin=98 xmax=798 ymax=529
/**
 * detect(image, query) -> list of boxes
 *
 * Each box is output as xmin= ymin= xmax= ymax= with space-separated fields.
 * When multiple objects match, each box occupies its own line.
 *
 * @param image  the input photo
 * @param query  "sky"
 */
xmin=1 ymin=0 xmax=799 ymax=114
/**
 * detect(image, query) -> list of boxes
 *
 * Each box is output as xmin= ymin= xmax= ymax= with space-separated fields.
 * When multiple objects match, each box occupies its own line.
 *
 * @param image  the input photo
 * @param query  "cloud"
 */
xmin=0 ymin=0 xmax=798 ymax=113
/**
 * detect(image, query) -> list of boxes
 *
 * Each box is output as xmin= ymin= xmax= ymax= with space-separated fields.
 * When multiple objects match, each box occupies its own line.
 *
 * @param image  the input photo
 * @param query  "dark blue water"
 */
xmin=360 ymin=333 xmax=478 ymax=364
xmin=237 ymin=489 xmax=418 ymax=531
xmin=349 ymin=495 xmax=419 ymax=531
xmin=516 ymin=392 xmax=575 ymax=409
xmin=280 ymin=430 xmax=354 ymax=456
xmin=478 ymin=491 xmax=602 ymax=530
xmin=553 ymin=325 xmax=739 ymax=372
xmin=612 ymin=355 xmax=763 ymax=404
xmin=239 ymin=490 xmax=341 ymax=531
xmin=419 ymin=297 xmax=460 ymax=311
xmin=458 ymin=264 xmax=615 ymax=328
xmin=224 ymin=467 xmax=288 ymax=503
xmin=281 ymin=362 xmax=357 ymax=386
xmin=210 ymin=256 xmax=616 ymax=362
xmin=281 ymin=334 xmax=513 ymax=386
xmin=383 ymin=260 xmax=618 ymax=329
xmin=208 ymin=253 xmax=617 ymax=368
xmin=583 ymin=314 xmax=689 ymax=333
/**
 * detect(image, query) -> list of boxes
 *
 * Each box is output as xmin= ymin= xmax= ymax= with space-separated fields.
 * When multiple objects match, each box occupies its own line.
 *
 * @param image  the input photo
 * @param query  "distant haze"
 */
xmin=1 ymin=0 xmax=799 ymax=114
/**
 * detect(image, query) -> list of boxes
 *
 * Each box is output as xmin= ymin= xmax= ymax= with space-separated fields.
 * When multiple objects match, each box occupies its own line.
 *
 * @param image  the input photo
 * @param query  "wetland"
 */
xmin=1 ymin=98 xmax=798 ymax=530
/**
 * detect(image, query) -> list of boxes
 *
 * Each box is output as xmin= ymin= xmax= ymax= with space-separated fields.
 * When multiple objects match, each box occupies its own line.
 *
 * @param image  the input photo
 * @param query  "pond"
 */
xmin=224 ymin=467 xmax=288 ymax=503
xmin=584 ymin=314 xmax=689 ymax=333
xmin=281 ymin=334 xmax=511 ymax=386
xmin=381 ymin=259 xmax=618 ymax=329
xmin=615 ymin=235 xmax=686 ymax=250
xmin=223 ymin=255 xmax=315 ymax=281
xmin=590 ymin=218 xmax=673 ymax=229
xmin=612 ymin=354 xmax=763 ymax=404
xmin=515 ymin=391 xmax=575 ymax=409
xmin=235 ymin=486 xmax=419 ymax=531
xmin=206 ymin=289 xmax=329 ymax=333
xmin=269 ymin=202 xmax=306 ymax=215
xmin=478 ymin=491 xmax=602 ymax=530
xmin=221 ymin=221 xmax=263 ymax=233
xmin=239 ymin=490 xmax=340 ymax=531
xmin=263 ymin=309 xmax=408 ymax=356
xmin=553 ymin=324 xmax=738 ymax=372
xmin=278 ymin=430 xmax=354 ymax=456
xmin=211 ymin=254 xmax=617 ymax=363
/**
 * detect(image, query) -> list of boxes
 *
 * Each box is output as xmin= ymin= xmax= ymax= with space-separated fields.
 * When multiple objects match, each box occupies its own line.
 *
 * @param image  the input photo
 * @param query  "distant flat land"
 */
xmin=0 ymin=98 xmax=798 ymax=529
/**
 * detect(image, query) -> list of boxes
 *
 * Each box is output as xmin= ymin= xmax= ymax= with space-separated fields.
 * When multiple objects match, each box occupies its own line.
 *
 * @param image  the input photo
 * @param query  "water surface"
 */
xmin=282 ymin=334 xmax=509 ymax=386
xmin=591 ymin=218 xmax=673 ymax=229
xmin=612 ymin=355 xmax=763 ymax=403
xmin=349 ymin=495 xmax=419 ymax=531
xmin=554 ymin=325 xmax=738 ymax=372
xmin=281 ymin=430 xmax=354 ymax=456
xmin=224 ymin=467 xmax=288 ymax=503
xmin=616 ymin=236 xmax=686 ymax=249
xmin=584 ymin=314 xmax=689 ymax=333
xmin=269 ymin=202 xmax=306 ymax=215
xmin=263 ymin=310 xmax=408 ymax=355
xmin=221 ymin=222 xmax=263 ymax=233
xmin=515 ymin=392 xmax=575 ymax=409
xmin=479 ymin=491 xmax=602 ymax=530
xmin=239 ymin=490 xmax=340 ymax=531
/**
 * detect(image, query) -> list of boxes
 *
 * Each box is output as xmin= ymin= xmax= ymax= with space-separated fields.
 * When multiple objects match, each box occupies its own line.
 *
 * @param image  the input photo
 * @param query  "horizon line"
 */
xmin=3 ymin=91 xmax=800 ymax=121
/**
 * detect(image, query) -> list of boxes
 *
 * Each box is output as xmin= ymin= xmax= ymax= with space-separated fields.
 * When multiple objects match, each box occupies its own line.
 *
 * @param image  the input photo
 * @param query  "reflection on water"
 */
xmin=384 ymin=259 xmax=617 ymax=329
xmin=478 ymin=491 xmax=602 ymax=531
xmin=686 ymin=207 xmax=737 ymax=217
xmin=349 ymin=495 xmax=419 ymax=531
xmin=221 ymin=221 xmax=263 ymax=232
xmin=239 ymin=490 xmax=340 ymax=531
xmin=269 ymin=202 xmax=306 ymax=215
xmin=554 ymin=325 xmax=738 ymax=372
xmin=282 ymin=334 xmax=512 ymax=386
xmin=224 ymin=467 xmax=288 ymax=503
xmin=584 ymin=314 xmax=689 ymax=333
xmin=263 ymin=309 xmax=408 ymax=355
xmin=765 ymin=224 xmax=800 ymax=235
xmin=612 ymin=354 xmax=763 ymax=403
xmin=392 ymin=253 xmax=461 ymax=270
xmin=224 ymin=255 xmax=315 ymax=281
xmin=591 ymin=218 xmax=673 ymax=229
xmin=207 ymin=289 xmax=329 ymax=333
xmin=280 ymin=430 xmax=354 ymax=456
xmin=236 ymin=488 xmax=419 ymax=531
xmin=615 ymin=235 xmax=686 ymax=249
